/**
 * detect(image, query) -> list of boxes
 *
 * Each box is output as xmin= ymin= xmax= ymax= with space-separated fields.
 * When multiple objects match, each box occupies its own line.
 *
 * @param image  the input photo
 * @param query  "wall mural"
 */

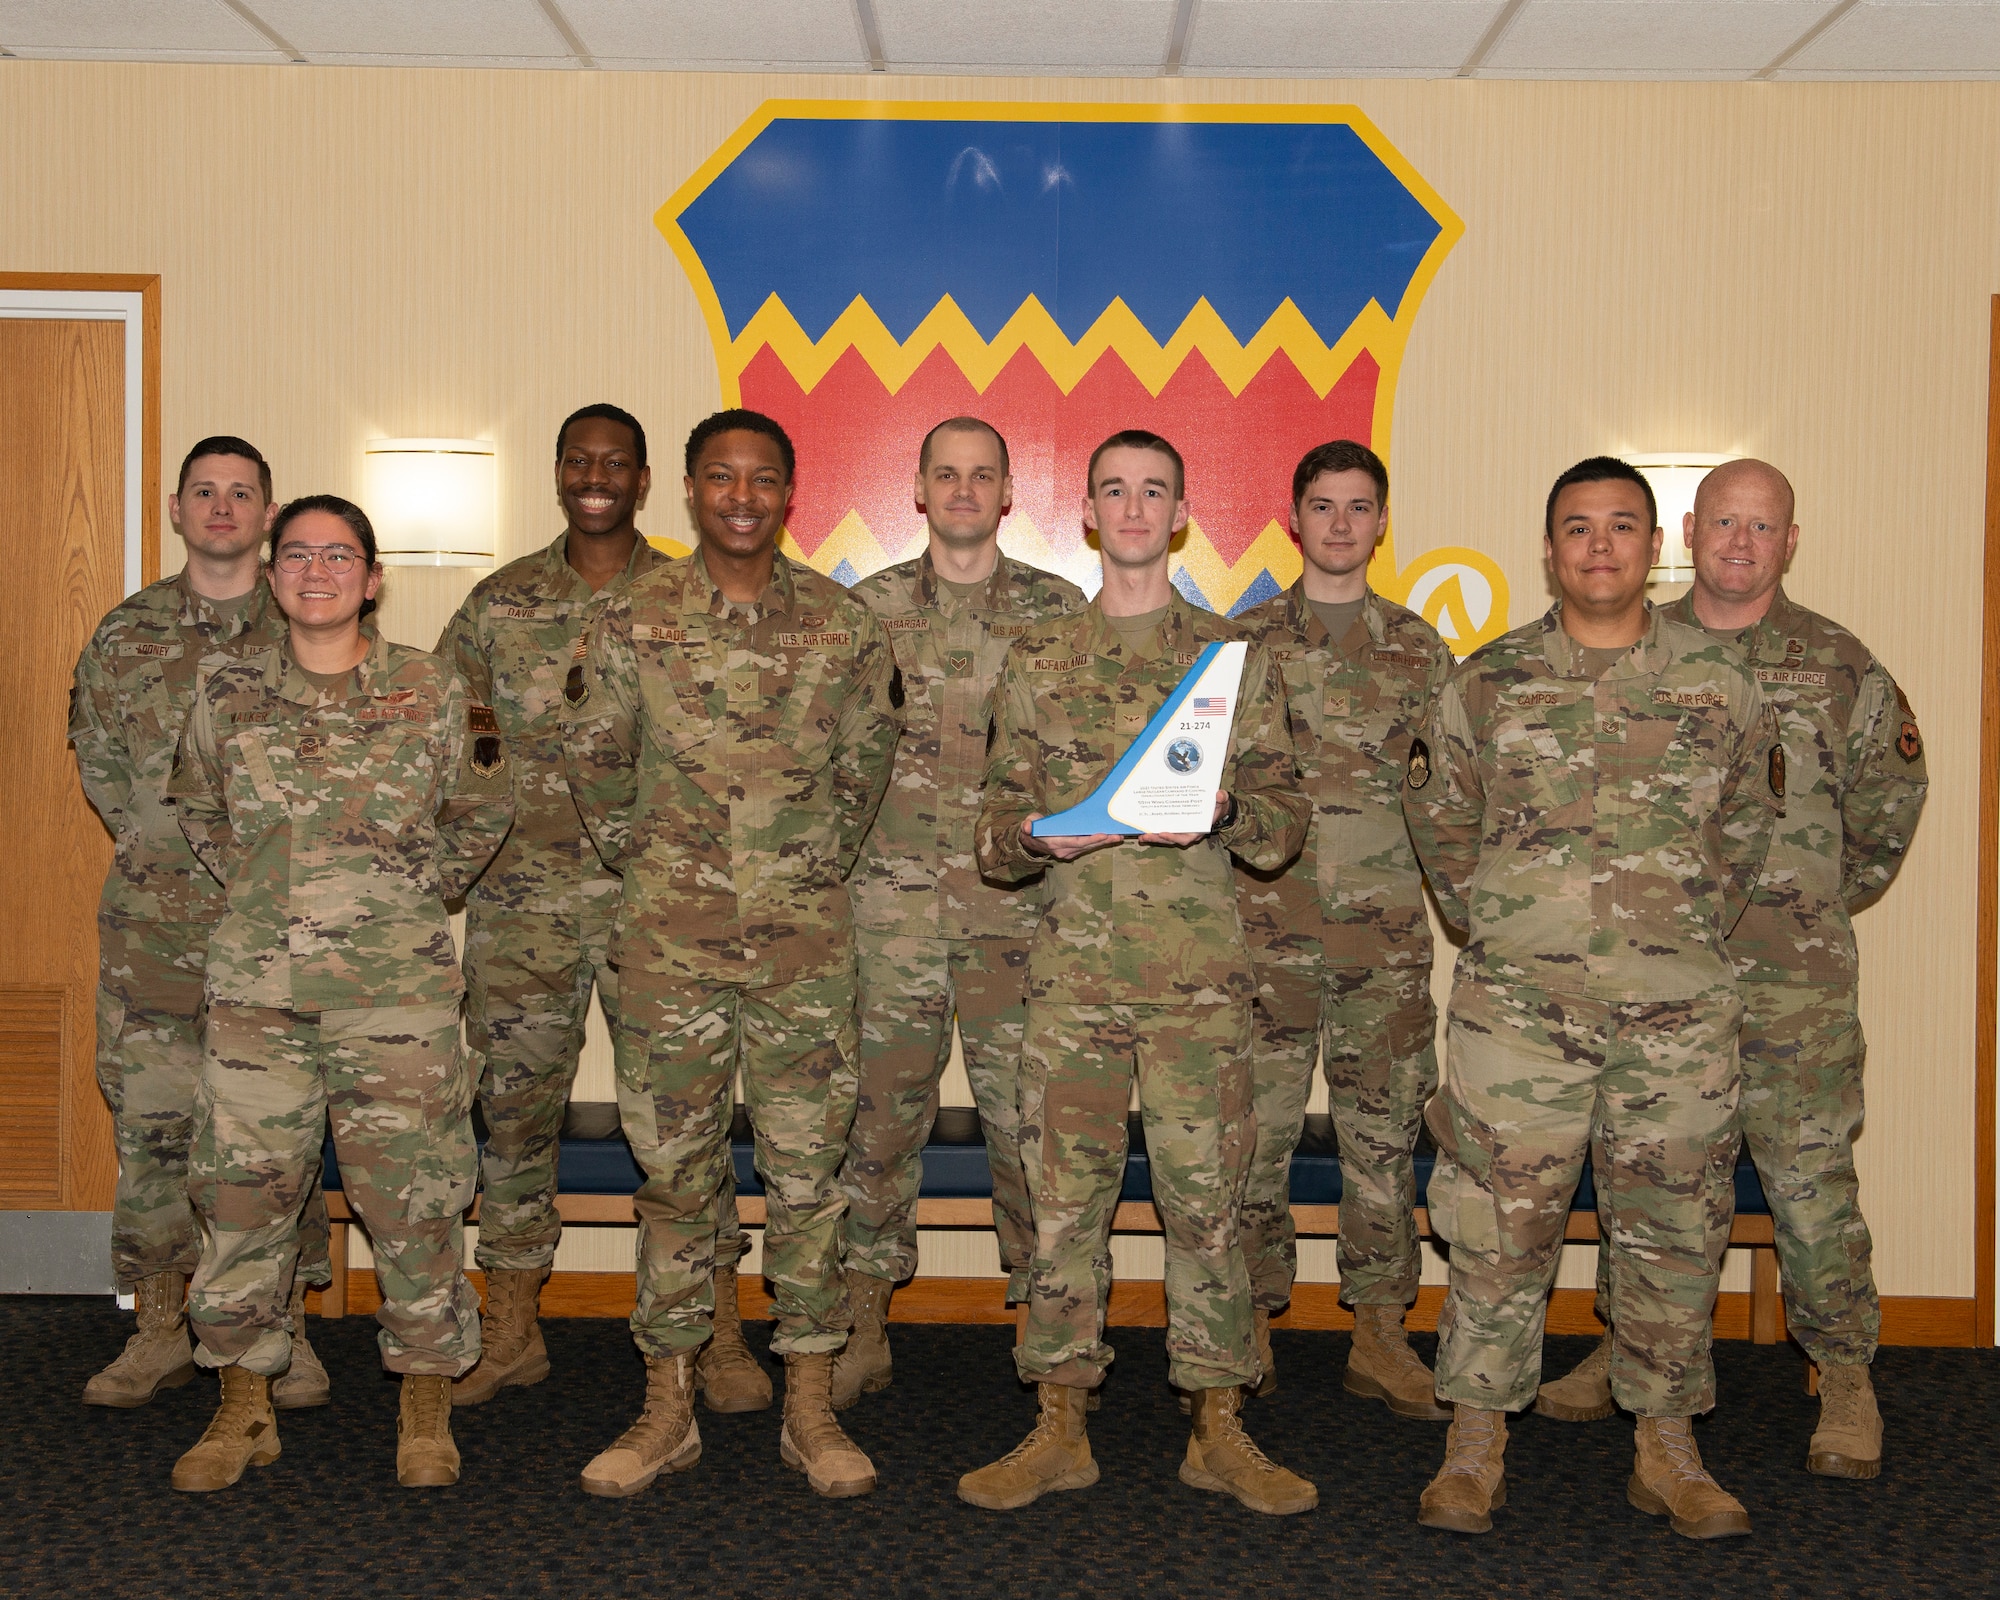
xmin=658 ymin=101 xmax=1508 ymax=654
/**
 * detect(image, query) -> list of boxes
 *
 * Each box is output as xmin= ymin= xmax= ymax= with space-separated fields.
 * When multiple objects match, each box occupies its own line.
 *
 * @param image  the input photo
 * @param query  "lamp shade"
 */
xmin=1630 ymin=453 xmax=1729 ymax=583
xmin=362 ymin=439 xmax=496 ymax=566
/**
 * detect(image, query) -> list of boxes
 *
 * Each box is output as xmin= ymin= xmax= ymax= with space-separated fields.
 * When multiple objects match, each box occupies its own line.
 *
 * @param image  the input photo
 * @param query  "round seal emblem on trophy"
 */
xmin=1165 ymin=736 xmax=1203 ymax=774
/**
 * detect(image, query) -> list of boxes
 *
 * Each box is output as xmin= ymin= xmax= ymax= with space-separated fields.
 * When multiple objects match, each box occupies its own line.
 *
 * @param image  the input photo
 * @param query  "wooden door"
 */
xmin=0 ymin=317 xmax=126 ymax=1211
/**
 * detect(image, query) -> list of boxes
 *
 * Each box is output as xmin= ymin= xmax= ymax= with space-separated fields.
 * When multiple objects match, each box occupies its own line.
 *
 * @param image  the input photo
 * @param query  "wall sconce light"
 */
xmin=362 ymin=439 xmax=497 ymax=566
xmin=1630 ymin=453 xmax=1729 ymax=583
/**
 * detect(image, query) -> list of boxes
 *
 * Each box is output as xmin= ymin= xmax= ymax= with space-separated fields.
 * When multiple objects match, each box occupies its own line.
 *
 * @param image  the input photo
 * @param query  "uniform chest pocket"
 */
xmin=1624 ymin=708 xmax=1723 ymax=815
xmin=1492 ymin=717 xmax=1583 ymax=812
xmin=772 ymin=651 xmax=835 ymax=760
xmin=346 ymin=722 xmax=442 ymax=834
xmin=638 ymin=645 xmax=718 ymax=752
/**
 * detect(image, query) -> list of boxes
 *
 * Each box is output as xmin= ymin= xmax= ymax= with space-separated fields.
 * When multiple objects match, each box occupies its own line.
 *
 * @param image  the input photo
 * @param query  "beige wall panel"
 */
xmin=5 ymin=63 xmax=1988 ymax=1298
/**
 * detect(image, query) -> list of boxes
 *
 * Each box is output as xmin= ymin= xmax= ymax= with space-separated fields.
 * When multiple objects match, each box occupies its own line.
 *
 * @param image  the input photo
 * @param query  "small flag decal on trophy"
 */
xmin=1190 ymin=696 xmax=1228 ymax=714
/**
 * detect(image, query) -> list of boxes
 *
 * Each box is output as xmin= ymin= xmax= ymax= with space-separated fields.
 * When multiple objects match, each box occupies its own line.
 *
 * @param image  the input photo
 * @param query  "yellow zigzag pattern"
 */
xmin=724 ymin=291 xmax=1401 ymax=403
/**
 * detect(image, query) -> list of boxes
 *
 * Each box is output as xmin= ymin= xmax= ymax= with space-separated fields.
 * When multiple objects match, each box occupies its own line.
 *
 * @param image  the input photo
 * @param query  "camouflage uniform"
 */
xmin=1234 ymin=584 xmax=1451 ymax=1311
xmin=167 ymin=632 xmax=514 ymax=1376
xmin=566 ymin=550 xmax=899 ymax=1358
xmin=841 ymin=551 xmax=1085 ymax=1297
xmin=1405 ymin=604 xmax=1782 ymax=1416
xmin=1581 ymin=589 xmax=1927 ymax=1369
xmin=437 ymin=532 xmax=672 ymax=1275
xmin=976 ymin=595 xmax=1309 ymax=1393
xmin=69 ymin=573 xmax=331 ymax=1293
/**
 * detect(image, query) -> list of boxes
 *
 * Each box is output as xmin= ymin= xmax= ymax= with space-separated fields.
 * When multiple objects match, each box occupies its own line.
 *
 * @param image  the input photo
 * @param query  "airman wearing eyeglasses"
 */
xmin=433 ymin=405 xmax=679 ymax=1410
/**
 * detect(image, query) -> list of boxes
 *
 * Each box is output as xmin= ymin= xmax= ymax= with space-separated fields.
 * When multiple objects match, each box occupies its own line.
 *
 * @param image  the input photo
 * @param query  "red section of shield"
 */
xmin=740 ymin=342 xmax=1380 ymax=570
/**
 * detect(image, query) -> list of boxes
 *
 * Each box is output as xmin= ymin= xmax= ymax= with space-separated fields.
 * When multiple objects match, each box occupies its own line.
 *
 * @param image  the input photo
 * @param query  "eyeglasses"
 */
xmin=273 ymin=546 xmax=365 ymax=574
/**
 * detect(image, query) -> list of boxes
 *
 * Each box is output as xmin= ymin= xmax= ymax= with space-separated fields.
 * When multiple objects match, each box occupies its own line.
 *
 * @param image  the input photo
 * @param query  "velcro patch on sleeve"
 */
xmin=468 ymin=704 xmax=500 ymax=734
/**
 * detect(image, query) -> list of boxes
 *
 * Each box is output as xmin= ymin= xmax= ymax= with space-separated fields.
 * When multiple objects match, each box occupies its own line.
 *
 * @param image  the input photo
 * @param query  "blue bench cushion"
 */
xmin=323 ymin=1102 xmax=1770 ymax=1216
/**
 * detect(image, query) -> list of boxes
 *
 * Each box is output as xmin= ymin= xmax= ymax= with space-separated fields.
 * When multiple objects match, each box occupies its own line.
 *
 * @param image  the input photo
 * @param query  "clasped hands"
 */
xmin=1019 ymin=790 xmax=1232 ymax=861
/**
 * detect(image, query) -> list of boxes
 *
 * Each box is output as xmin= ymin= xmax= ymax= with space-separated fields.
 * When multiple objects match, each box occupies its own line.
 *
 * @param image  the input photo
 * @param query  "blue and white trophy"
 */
xmin=1031 ymin=641 xmax=1248 ymax=837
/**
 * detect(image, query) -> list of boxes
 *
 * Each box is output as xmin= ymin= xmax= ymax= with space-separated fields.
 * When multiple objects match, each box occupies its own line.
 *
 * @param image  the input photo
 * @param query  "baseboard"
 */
xmin=306 ymin=1272 xmax=1979 ymax=1347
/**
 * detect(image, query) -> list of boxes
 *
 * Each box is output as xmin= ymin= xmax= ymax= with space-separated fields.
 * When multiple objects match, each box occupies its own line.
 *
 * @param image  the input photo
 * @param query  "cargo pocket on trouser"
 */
xmin=1423 ymin=1090 xmax=1501 ymax=1259
xmin=356 ymin=1003 xmax=477 ymax=1225
xmin=94 ymin=988 xmax=129 ymax=1110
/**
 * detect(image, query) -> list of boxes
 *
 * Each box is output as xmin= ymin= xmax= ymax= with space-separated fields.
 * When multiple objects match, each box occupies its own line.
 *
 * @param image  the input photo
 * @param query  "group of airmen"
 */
xmin=71 ymin=399 xmax=1927 ymax=1539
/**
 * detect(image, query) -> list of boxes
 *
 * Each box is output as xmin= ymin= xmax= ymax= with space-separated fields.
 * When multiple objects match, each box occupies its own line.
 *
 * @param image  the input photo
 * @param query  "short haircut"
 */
xmin=177 ymin=436 xmax=271 ymax=502
xmin=1544 ymin=455 xmax=1657 ymax=539
xmin=1292 ymin=440 xmax=1387 ymax=509
xmin=557 ymin=403 xmax=647 ymax=469
xmin=268 ymin=494 xmax=380 ymax=618
xmin=684 ymin=408 xmax=795 ymax=482
xmin=919 ymin=416 xmax=1011 ymax=478
xmin=1087 ymin=429 xmax=1185 ymax=499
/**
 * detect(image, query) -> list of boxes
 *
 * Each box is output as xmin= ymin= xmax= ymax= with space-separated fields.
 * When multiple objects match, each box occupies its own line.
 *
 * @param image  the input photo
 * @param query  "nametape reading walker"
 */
xmin=1031 ymin=641 xmax=1247 ymax=838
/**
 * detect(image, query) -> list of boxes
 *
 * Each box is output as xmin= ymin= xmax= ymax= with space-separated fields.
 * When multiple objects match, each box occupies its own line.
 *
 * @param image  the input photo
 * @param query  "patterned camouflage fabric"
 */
xmin=976 ymin=594 xmax=1309 ymax=1392
xmin=1406 ymin=603 xmax=1783 ymax=1416
xmin=840 ymin=550 xmax=1083 ymax=1293
xmin=1233 ymin=584 xmax=1450 ymax=1310
xmin=566 ymin=549 xmax=898 ymax=1355
xmin=437 ymin=532 xmax=670 ymax=1274
xmin=169 ymin=632 xmax=513 ymax=1374
xmin=1584 ymin=588 xmax=1929 ymax=1368
xmin=70 ymin=572 xmax=329 ymax=1290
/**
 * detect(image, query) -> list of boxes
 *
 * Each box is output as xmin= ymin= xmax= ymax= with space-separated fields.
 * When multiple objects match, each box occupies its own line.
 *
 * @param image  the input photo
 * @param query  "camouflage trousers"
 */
xmin=1016 ymin=1001 xmax=1256 ymax=1394
xmin=616 ymin=970 xmax=859 ymax=1359
xmin=96 ymin=914 xmax=329 ymax=1291
xmin=840 ymin=929 xmax=1033 ymax=1294
xmin=1590 ymin=979 xmax=1877 ymax=1367
xmin=1243 ymin=959 xmax=1437 ymax=1310
xmin=463 ymin=899 xmax=624 ymax=1273
xmin=188 ymin=1000 xmax=481 ymax=1378
xmin=1428 ymin=979 xmax=1742 ymax=1417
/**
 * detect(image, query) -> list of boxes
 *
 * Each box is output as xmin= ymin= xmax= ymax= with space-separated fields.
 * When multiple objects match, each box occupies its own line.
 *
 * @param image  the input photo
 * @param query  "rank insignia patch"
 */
xmin=1406 ymin=736 xmax=1432 ymax=791
xmin=1769 ymin=744 xmax=1786 ymax=800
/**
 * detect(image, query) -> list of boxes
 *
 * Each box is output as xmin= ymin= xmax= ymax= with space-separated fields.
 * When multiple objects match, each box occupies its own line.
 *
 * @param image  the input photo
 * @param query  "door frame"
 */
xmin=0 ymin=273 xmax=159 ymax=593
xmin=1979 ymin=294 xmax=2000 ymax=1347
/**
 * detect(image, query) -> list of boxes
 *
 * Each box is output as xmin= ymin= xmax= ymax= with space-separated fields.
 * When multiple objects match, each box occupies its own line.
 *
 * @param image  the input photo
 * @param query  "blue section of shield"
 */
xmin=677 ymin=118 xmax=1443 ymax=346
xmin=1227 ymin=569 xmax=1285 ymax=616
xmin=1030 ymin=642 xmax=1223 ymax=838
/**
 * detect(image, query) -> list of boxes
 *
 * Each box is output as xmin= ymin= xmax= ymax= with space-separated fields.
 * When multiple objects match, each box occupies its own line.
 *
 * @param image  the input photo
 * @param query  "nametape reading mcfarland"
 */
xmin=1032 ymin=654 xmax=1091 ymax=673
xmin=777 ymin=630 xmax=852 ymax=648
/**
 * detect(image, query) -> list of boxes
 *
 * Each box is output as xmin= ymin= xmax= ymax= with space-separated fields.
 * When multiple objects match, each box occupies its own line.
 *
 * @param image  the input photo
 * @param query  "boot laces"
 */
xmin=990 ymin=1390 xmax=1074 ymax=1467
xmin=1439 ymin=1410 xmax=1501 ymax=1479
xmin=199 ymin=1370 xmax=263 ymax=1445
xmin=615 ymin=1358 xmax=692 ymax=1453
xmin=1208 ymin=1394 xmax=1283 ymax=1476
xmin=1652 ymin=1416 xmax=1716 ymax=1487
xmin=405 ymin=1377 xmax=448 ymax=1438
xmin=1818 ymin=1367 xmax=1870 ymax=1430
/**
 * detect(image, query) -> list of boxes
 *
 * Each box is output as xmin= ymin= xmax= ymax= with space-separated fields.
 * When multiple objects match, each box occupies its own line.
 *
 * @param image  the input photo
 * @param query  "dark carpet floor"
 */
xmin=6 ymin=1297 xmax=1996 ymax=1600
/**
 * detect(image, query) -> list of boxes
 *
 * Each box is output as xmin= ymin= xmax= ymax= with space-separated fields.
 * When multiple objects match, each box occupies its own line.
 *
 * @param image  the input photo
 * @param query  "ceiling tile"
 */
xmin=1486 ymin=0 xmax=1842 ymax=74
xmin=1183 ymin=0 xmax=1507 ymax=73
xmin=1783 ymin=0 xmax=2000 ymax=73
xmin=0 ymin=0 xmax=279 ymax=54
xmin=561 ymin=0 xmax=869 ymax=67
xmin=873 ymin=0 xmax=1177 ymax=71
xmin=247 ymin=0 xmax=571 ymax=62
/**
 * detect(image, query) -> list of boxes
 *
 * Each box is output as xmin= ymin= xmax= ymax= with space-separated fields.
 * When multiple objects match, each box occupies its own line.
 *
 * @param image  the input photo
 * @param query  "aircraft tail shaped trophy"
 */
xmin=1032 ymin=642 xmax=1246 ymax=838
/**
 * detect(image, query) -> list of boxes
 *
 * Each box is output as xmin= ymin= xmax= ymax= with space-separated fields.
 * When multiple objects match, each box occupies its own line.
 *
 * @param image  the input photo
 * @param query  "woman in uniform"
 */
xmin=165 ymin=494 xmax=514 ymax=1492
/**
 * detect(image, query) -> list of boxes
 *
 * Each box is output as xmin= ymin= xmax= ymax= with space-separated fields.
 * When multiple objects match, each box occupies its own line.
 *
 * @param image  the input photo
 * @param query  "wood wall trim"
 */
xmin=1979 ymin=291 xmax=2000 ymax=1349
xmin=0 ymin=272 xmax=161 ymax=583
xmin=311 ymin=1273 xmax=1979 ymax=1348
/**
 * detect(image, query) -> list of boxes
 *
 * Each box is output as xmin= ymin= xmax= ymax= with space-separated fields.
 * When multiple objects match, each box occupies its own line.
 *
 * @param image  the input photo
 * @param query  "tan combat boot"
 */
xmin=780 ymin=1351 xmax=877 ymax=1497
xmin=171 ymin=1366 xmax=280 ymax=1492
xmin=1181 ymin=1386 xmax=1319 ymax=1515
xmin=84 ymin=1271 xmax=197 ymax=1408
xmin=396 ymin=1374 xmax=461 ymax=1488
xmin=1418 ymin=1405 xmax=1508 ymax=1532
xmin=452 ymin=1266 xmax=551 ymax=1406
xmin=697 ymin=1260 xmax=773 ymax=1413
xmin=1807 ymin=1364 xmax=1883 ymax=1480
xmin=1346 ymin=1303 xmax=1452 ymax=1421
xmin=831 ymin=1270 xmax=894 ymax=1410
xmin=958 ymin=1383 xmax=1098 ymax=1509
xmin=1536 ymin=1330 xmax=1615 ymax=1422
xmin=271 ymin=1277 xmax=330 ymax=1411
xmin=580 ymin=1352 xmax=701 ymax=1498
xmin=1628 ymin=1414 xmax=1751 ymax=1539
xmin=1249 ymin=1308 xmax=1277 ymax=1398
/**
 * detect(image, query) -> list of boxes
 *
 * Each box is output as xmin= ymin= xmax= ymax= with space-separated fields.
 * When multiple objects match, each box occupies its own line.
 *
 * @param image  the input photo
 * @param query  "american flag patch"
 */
xmin=1189 ymin=696 xmax=1227 ymax=713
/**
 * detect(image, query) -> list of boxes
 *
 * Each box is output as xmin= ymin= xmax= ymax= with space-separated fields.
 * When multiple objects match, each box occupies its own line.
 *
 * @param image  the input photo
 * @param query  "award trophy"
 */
xmin=1031 ymin=641 xmax=1248 ymax=837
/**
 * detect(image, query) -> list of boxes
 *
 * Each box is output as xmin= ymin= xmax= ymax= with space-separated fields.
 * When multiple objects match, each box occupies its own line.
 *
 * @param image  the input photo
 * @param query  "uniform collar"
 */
xmin=1667 ymin=584 xmax=1801 ymax=663
xmin=1082 ymin=587 xmax=1201 ymax=666
xmin=532 ymin=530 xmax=667 ymax=601
xmin=266 ymin=623 xmax=392 ymax=706
xmin=1283 ymin=579 xmax=1385 ymax=658
xmin=1539 ymin=600 xmax=1673 ymax=681
xmin=681 ymin=546 xmax=799 ymax=621
xmin=914 ymin=545 xmax=1013 ymax=614
xmin=173 ymin=568 xmax=276 ymax=638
